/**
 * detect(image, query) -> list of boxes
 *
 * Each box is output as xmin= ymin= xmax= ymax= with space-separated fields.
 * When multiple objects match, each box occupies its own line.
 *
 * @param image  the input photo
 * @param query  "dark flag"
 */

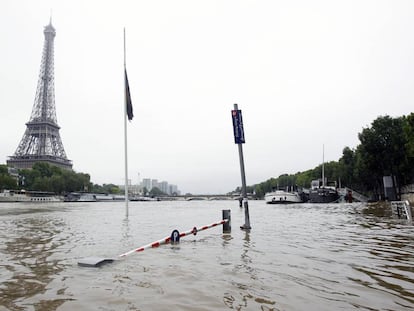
xmin=125 ymin=69 xmax=133 ymax=121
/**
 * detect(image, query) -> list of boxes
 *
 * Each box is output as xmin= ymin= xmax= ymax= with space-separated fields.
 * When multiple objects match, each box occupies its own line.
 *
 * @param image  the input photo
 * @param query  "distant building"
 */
xmin=159 ymin=181 xmax=169 ymax=194
xmin=142 ymin=178 xmax=152 ymax=191
xmin=139 ymin=177 xmax=180 ymax=195
xmin=169 ymin=184 xmax=180 ymax=195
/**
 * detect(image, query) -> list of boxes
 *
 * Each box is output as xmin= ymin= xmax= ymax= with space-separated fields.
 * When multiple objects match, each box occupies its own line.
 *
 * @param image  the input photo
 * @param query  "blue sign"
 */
xmin=231 ymin=109 xmax=245 ymax=144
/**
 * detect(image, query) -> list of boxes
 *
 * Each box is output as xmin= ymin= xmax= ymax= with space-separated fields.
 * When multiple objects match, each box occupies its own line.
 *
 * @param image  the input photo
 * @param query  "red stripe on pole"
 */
xmin=119 ymin=219 xmax=229 ymax=258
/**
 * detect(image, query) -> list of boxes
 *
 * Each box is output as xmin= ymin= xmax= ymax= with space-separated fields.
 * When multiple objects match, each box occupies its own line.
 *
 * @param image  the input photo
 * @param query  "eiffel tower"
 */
xmin=7 ymin=20 xmax=72 ymax=170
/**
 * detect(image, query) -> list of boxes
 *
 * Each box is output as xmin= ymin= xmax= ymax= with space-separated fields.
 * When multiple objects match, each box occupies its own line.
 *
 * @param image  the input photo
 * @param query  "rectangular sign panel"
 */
xmin=231 ymin=109 xmax=245 ymax=144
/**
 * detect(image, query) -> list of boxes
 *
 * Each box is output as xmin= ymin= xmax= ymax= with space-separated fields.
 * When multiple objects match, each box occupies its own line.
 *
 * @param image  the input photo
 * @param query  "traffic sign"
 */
xmin=231 ymin=109 xmax=245 ymax=144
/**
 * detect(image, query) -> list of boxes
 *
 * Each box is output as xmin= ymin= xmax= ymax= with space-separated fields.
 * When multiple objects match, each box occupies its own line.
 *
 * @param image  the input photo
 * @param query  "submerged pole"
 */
xmin=118 ymin=219 xmax=229 ymax=257
xmin=232 ymin=103 xmax=251 ymax=230
xmin=78 ymin=218 xmax=230 ymax=267
xmin=222 ymin=209 xmax=231 ymax=233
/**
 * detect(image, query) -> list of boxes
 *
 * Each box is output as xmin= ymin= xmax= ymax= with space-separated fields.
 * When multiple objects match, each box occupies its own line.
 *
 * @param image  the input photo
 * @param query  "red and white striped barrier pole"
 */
xmin=118 ymin=219 xmax=229 ymax=258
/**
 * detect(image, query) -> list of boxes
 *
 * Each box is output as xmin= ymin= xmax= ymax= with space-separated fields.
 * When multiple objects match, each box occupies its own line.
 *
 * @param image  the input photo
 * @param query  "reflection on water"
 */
xmin=347 ymin=230 xmax=414 ymax=307
xmin=0 ymin=212 xmax=71 ymax=311
xmin=0 ymin=201 xmax=413 ymax=310
xmin=223 ymin=231 xmax=278 ymax=310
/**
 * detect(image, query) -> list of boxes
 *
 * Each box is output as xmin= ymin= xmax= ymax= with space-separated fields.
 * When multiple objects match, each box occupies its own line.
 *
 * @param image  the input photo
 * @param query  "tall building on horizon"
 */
xmin=139 ymin=177 xmax=180 ymax=195
xmin=7 ymin=20 xmax=72 ymax=170
xmin=141 ymin=178 xmax=152 ymax=191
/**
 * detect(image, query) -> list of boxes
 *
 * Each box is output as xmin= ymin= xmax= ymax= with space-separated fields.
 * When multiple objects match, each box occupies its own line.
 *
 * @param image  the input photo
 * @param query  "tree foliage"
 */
xmin=245 ymin=114 xmax=414 ymax=200
xmin=149 ymin=187 xmax=165 ymax=196
xmin=91 ymin=183 xmax=120 ymax=194
xmin=0 ymin=162 xmax=120 ymax=195
xmin=0 ymin=162 xmax=92 ymax=194
xmin=0 ymin=165 xmax=17 ymax=190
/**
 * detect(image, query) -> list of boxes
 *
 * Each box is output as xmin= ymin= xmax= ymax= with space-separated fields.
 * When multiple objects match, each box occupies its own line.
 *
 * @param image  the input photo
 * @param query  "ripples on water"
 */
xmin=0 ymin=201 xmax=413 ymax=310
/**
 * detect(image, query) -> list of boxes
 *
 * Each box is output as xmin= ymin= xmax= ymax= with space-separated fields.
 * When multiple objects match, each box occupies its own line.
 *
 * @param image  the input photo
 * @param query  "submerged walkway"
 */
xmin=338 ymin=187 xmax=369 ymax=202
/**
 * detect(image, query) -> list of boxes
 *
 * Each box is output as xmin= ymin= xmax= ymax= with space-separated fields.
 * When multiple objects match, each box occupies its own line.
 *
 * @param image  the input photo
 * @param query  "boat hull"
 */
xmin=0 ymin=190 xmax=61 ymax=202
xmin=265 ymin=191 xmax=302 ymax=204
xmin=309 ymin=188 xmax=339 ymax=203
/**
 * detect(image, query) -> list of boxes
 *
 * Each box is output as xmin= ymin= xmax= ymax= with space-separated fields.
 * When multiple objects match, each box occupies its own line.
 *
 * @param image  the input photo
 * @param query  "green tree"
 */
xmin=32 ymin=162 xmax=53 ymax=178
xmin=19 ymin=168 xmax=41 ymax=189
xmin=0 ymin=165 xmax=17 ymax=190
xmin=0 ymin=165 xmax=8 ymax=175
xmin=239 ymin=114 xmax=414 ymax=201
xmin=142 ymin=187 xmax=148 ymax=196
xmin=149 ymin=187 xmax=165 ymax=196
xmin=402 ymin=113 xmax=414 ymax=183
xmin=295 ymin=169 xmax=314 ymax=188
xmin=32 ymin=176 xmax=50 ymax=191
xmin=50 ymin=175 xmax=66 ymax=194
xmin=356 ymin=115 xmax=407 ymax=199
xmin=338 ymin=147 xmax=355 ymax=188
xmin=15 ymin=163 xmax=92 ymax=194
xmin=403 ymin=113 xmax=414 ymax=157
xmin=91 ymin=183 xmax=120 ymax=194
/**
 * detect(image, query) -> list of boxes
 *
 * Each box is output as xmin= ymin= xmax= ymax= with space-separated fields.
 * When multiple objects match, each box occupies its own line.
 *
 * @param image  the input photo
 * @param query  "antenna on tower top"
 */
xmin=49 ymin=9 xmax=53 ymax=25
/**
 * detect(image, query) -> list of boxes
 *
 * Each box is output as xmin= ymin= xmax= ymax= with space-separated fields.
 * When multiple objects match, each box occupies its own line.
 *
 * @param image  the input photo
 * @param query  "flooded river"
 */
xmin=0 ymin=200 xmax=413 ymax=310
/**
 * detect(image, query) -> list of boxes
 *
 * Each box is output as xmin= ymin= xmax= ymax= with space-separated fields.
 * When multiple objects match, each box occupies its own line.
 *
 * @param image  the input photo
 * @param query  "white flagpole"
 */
xmin=124 ymin=28 xmax=129 ymax=217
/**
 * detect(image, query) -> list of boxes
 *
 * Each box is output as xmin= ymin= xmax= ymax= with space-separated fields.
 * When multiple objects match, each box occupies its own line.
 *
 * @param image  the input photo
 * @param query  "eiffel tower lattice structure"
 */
xmin=7 ymin=20 xmax=72 ymax=170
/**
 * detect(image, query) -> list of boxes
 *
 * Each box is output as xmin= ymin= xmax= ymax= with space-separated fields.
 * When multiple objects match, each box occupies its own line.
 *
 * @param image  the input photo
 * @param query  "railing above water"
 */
xmin=391 ymin=200 xmax=413 ymax=222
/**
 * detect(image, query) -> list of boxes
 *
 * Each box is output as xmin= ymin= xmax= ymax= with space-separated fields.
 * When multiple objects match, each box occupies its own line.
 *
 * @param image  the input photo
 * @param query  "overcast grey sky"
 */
xmin=1 ymin=0 xmax=413 ymax=194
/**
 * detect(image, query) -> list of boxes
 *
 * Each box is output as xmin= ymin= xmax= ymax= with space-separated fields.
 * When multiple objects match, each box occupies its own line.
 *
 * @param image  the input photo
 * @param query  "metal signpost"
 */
xmin=232 ymin=104 xmax=251 ymax=230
